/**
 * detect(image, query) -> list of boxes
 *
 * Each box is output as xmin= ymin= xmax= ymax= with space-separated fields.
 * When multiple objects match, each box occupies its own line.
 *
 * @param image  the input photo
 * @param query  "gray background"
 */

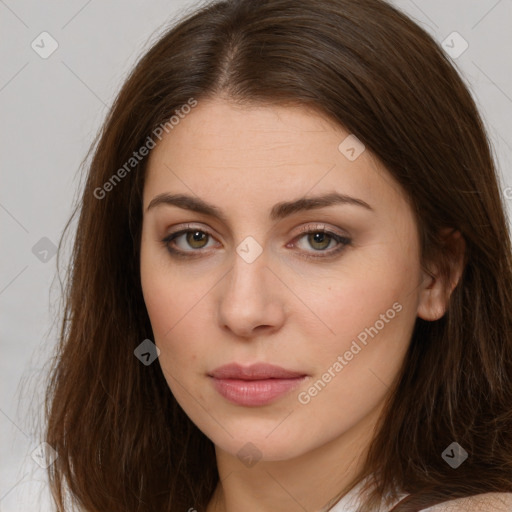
xmin=1 ymin=1 xmax=511 ymax=510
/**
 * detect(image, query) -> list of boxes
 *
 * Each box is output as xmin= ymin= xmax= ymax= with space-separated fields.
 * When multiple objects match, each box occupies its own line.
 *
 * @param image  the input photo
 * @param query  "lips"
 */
xmin=208 ymin=363 xmax=307 ymax=406
xmin=209 ymin=362 xmax=305 ymax=380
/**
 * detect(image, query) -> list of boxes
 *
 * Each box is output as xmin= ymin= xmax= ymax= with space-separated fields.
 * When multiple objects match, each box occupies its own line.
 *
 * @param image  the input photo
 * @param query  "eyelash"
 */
xmin=161 ymin=224 xmax=352 ymax=260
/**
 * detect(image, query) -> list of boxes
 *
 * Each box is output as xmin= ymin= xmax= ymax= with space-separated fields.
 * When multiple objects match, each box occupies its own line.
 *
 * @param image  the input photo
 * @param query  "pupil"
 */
xmin=309 ymin=232 xmax=329 ymax=250
xmin=187 ymin=231 xmax=207 ymax=248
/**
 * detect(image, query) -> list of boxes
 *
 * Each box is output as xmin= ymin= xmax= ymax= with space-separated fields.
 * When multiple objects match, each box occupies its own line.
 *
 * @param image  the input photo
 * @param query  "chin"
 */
xmin=217 ymin=434 xmax=309 ymax=463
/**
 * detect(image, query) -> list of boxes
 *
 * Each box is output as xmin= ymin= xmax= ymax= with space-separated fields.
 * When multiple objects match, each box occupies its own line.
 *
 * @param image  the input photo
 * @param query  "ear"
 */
xmin=417 ymin=228 xmax=466 ymax=321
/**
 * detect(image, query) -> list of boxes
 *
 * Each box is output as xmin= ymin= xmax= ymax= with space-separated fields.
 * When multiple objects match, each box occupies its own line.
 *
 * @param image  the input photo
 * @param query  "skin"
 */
xmin=140 ymin=96 xmax=465 ymax=511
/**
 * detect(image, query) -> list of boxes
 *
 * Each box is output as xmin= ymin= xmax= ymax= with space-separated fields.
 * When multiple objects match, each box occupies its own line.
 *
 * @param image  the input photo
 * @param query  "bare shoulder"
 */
xmin=423 ymin=492 xmax=512 ymax=511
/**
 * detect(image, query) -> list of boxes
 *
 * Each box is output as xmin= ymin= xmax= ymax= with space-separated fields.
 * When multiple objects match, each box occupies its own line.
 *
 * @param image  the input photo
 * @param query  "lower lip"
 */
xmin=210 ymin=377 xmax=306 ymax=406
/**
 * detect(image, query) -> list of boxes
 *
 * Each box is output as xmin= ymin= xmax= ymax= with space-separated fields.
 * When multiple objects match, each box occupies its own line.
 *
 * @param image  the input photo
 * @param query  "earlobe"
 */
xmin=416 ymin=229 xmax=466 ymax=322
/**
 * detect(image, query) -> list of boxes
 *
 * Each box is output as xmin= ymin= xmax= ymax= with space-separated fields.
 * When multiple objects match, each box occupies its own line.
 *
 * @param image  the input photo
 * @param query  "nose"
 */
xmin=216 ymin=250 xmax=286 ymax=339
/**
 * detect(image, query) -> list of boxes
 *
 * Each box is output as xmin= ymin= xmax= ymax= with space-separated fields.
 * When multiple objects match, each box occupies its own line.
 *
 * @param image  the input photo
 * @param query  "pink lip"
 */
xmin=208 ymin=363 xmax=307 ymax=407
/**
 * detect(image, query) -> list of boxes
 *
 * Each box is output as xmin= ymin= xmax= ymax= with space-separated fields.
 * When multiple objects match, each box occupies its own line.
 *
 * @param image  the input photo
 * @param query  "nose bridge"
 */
xmin=216 ymin=243 xmax=285 ymax=336
xmin=226 ymin=229 xmax=269 ymax=296
xmin=225 ymin=245 xmax=270 ymax=308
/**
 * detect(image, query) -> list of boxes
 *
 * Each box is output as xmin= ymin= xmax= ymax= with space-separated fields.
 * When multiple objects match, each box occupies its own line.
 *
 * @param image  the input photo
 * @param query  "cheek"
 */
xmin=141 ymin=276 xmax=200 ymax=351
xmin=140 ymin=269 xmax=210 ymax=408
xmin=305 ymin=249 xmax=416 ymax=338
xmin=294 ymin=281 xmax=416 ymax=437
xmin=300 ymin=241 xmax=419 ymax=383
xmin=140 ymin=261 xmax=214 ymax=382
xmin=140 ymin=231 xmax=202 ymax=338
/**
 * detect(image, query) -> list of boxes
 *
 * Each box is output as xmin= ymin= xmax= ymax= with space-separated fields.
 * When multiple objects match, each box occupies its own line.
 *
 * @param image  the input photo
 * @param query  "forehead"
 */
xmin=143 ymin=97 xmax=405 ymax=217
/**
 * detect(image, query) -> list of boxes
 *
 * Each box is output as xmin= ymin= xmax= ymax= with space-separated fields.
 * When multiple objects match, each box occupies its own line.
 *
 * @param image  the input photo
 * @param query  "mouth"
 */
xmin=208 ymin=363 xmax=308 ymax=407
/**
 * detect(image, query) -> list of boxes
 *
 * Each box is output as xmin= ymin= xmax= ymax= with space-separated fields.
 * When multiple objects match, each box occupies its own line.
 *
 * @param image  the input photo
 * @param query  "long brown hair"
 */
xmin=44 ymin=0 xmax=512 ymax=510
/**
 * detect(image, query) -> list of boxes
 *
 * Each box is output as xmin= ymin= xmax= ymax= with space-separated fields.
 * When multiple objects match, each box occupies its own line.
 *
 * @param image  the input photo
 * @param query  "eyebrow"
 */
xmin=146 ymin=192 xmax=374 ymax=221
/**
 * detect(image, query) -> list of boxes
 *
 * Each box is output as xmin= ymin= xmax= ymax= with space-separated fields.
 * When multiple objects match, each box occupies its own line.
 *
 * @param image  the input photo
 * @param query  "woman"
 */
xmin=44 ymin=0 xmax=512 ymax=510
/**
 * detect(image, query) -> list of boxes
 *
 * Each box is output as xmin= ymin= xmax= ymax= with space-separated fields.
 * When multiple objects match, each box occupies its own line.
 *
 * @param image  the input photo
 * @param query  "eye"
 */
xmin=162 ymin=227 xmax=219 ymax=258
xmin=290 ymin=225 xmax=351 ymax=259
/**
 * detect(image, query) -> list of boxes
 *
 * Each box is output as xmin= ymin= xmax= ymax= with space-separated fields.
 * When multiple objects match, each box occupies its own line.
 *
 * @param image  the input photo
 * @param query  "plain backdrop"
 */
xmin=1 ymin=0 xmax=511 ymax=510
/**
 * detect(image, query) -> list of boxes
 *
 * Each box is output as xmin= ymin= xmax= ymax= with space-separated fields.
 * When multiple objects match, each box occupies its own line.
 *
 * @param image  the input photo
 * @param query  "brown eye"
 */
xmin=307 ymin=232 xmax=332 ymax=251
xmin=185 ymin=230 xmax=209 ymax=249
xmin=293 ymin=228 xmax=352 ymax=259
xmin=162 ymin=228 xmax=219 ymax=257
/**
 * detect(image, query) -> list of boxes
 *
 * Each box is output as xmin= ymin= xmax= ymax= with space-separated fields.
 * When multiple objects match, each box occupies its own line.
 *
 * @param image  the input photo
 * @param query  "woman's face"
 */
xmin=140 ymin=96 xmax=436 ymax=463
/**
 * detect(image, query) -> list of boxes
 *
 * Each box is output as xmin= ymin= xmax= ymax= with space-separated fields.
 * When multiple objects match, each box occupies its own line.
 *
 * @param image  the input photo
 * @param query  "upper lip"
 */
xmin=209 ymin=363 xmax=306 ymax=380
